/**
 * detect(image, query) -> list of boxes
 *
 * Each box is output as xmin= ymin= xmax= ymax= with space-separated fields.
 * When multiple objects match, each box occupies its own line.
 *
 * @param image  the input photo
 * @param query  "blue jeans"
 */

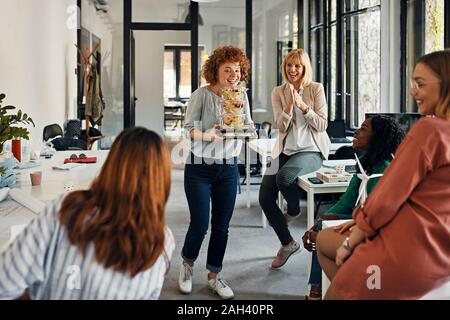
xmin=181 ymin=155 xmax=238 ymax=273
xmin=309 ymin=213 xmax=352 ymax=286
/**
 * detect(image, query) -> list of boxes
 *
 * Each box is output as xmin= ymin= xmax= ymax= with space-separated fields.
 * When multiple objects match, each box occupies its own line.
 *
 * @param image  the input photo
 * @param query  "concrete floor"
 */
xmin=160 ymin=168 xmax=332 ymax=300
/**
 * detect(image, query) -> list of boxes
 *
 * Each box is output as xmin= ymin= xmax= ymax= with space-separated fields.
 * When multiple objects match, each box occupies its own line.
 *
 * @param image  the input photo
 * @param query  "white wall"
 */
xmin=134 ymin=30 xmax=190 ymax=136
xmin=0 ymin=0 xmax=77 ymax=152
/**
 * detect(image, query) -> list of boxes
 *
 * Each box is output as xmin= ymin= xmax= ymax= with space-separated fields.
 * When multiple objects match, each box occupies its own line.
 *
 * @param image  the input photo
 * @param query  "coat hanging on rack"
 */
xmin=76 ymin=44 xmax=105 ymax=149
xmin=85 ymin=53 xmax=105 ymax=126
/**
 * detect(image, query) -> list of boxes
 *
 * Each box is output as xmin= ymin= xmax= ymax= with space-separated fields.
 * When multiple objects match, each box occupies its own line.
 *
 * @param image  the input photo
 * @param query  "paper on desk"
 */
xmin=9 ymin=188 xmax=46 ymax=214
xmin=52 ymin=163 xmax=83 ymax=171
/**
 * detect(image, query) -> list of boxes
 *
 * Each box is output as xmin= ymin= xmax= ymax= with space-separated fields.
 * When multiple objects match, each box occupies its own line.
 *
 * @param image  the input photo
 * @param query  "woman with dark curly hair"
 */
xmin=318 ymin=50 xmax=450 ymax=300
xmin=178 ymin=46 xmax=253 ymax=299
xmin=302 ymin=115 xmax=405 ymax=300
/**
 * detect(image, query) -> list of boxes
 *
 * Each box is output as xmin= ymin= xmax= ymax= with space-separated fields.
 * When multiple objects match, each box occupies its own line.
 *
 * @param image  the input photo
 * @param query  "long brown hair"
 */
xmin=59 ymin=127 xmax=172 ymax=277
xmin=417 ymin=49 xmax=450 ymax=120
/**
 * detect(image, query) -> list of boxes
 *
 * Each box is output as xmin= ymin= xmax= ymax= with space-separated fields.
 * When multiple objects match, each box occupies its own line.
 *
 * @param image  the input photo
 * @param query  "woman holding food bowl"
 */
xmin=178 ymin=46 xmax=253 ymax=300
xmin=259 ymin=48 xmax=330 ymax=270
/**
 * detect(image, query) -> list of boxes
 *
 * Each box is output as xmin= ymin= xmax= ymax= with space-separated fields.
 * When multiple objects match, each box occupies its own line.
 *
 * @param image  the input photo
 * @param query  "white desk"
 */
xmin=245 ymin=138 xmax=353 ymax=227
xmin=297 ymin=170 xmax=351 ymax=230
xmin=13 ymin=151 xmax=108 ymax=202
xmin=246 ymin=139 xmax=277 ymax=228
xmin=0 ymin=151 xmax=107 ymax=250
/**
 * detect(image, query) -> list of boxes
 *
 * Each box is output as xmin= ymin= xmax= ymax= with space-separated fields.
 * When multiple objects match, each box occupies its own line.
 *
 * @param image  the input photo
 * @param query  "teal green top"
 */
xmin=327 ymin=160 xmax=391 ymax=217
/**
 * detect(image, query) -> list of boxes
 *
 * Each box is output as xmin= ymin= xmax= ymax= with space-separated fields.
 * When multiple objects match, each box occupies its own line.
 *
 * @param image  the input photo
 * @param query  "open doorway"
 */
xmin=133 ymin=30 xmax=191 ymax=139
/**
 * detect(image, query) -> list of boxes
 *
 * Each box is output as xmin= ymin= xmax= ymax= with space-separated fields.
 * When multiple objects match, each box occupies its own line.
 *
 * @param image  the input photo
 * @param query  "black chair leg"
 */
xmin=237 ymin=177 xmax=242 ymax=194
xmin=314 ymin=199 xmax=322 ymax=219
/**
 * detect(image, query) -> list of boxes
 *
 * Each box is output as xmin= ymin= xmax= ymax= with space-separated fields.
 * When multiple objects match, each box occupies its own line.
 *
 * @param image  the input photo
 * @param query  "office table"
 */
xmin=0 ymin=151 xmax=108 ymax=250
xmin=297 ymin=169 xmax=351 ymax=230
xmin=245 ymin=138 xmax=353 ymax=227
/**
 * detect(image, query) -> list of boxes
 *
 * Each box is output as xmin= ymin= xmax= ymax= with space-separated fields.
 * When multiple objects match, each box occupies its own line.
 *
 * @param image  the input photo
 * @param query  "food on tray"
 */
xmin=223 ymin=100 xmax=244 ymax=114
xmin=222 ymin=114 xmax=245 ymax=128
xmin=221 ymin=86 xmax=246 ymax=100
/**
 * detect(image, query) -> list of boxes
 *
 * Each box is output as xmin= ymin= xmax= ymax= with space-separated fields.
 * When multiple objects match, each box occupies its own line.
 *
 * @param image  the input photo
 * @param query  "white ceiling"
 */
xmin=96 ymin=0 xmax=246 ymax=24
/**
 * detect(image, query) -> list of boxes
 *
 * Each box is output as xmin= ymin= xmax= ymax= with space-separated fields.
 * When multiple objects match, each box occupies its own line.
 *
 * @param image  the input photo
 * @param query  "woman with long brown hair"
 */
xmin=0 ymin=127 xmax=174 ymax=299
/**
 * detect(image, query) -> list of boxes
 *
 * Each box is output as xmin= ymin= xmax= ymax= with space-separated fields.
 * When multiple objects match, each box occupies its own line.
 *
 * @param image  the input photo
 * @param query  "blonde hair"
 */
xmin=281 ymin=48 xmax=313 ymax=87
xmin=417 ymin=49 xmax=450 ymax=120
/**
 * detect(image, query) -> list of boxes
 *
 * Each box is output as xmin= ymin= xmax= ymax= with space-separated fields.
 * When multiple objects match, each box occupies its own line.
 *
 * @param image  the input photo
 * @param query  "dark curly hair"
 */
xmin=360 ymin=115 xmax=406 ymax=173
xmin=202 ymin=46 xmax=250 ymax=85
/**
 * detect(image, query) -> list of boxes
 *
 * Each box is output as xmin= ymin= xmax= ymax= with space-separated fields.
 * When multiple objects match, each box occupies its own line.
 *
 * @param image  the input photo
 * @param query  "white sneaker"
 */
xmin=207 ymin=277 xmax=234 ymax=300
xmin=178 ymin=261 xmax=193 ymax=294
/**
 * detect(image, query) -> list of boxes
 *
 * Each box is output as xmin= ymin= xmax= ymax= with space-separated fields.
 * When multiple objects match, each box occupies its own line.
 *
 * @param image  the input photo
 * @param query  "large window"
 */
xmin=404 ymin=0 xmax=446 ymax=112
xmin=164 ymin=46 xmax=206 ymax=102
xmin=344 ymin=0 xmax=381 ymax=128
xmin=308 ymin=0 xmax=381 ymax=128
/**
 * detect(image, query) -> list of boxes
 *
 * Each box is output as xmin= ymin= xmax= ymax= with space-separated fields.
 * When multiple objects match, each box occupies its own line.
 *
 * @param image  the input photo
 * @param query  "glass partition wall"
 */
xmin=79 ymin=0 xmax=449 ymax=138
xmin=80 ymin=0 xmax=123 ymax=149
xmin=252 ymin=0 xmax=299 ymax=124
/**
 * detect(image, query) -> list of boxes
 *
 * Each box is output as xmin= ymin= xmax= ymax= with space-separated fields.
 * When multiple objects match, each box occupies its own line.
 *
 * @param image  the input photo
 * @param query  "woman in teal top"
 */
xmin=303 ymin=115 xmax=405 ymax=300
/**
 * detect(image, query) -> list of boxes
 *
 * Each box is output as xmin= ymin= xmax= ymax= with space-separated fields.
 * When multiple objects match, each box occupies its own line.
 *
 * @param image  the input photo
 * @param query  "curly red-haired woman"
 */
xmin=179 ymin=46 xmax=253 ymax=299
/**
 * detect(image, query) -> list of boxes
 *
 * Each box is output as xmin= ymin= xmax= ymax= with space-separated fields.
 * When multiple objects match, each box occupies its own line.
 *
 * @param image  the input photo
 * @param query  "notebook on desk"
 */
xmin=327 ymin=120 xmax=352 ymax=144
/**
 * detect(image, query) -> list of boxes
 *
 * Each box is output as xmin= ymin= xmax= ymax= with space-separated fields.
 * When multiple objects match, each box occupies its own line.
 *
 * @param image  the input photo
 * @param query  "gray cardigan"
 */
xmin=184 ymin=86 xmax=253 ymax=160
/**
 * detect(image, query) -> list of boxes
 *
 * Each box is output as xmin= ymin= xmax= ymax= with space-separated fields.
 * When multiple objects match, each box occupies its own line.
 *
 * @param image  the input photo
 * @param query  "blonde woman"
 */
xmin=259 ymin=48 xmax=330 ymax=269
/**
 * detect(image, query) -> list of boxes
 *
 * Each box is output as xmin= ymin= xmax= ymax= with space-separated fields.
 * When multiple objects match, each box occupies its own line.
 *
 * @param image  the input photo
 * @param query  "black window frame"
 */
xmin=400 ymin=0 xmax=450 ymax=113
xmin=121 ymin=0 xmax=253 ymax=128
xmin=308 ymin=0 xmax=381 ymax=129
xmin=164 ymin=46 xmax=203 ymax=102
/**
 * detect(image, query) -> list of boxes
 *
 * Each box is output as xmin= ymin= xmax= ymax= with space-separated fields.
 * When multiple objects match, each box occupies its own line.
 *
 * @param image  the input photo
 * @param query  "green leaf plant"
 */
xmin=0 ymin=93 xmax=35 ymax=153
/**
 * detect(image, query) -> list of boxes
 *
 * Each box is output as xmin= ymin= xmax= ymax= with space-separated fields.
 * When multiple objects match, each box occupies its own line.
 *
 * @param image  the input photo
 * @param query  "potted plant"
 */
xmin=0 ymin=93 xmax=35 ymax=154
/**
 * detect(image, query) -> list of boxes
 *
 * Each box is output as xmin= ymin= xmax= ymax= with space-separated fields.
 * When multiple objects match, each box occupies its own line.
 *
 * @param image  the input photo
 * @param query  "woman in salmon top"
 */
xmin=317 ymin=49 xmax=450 ymax=300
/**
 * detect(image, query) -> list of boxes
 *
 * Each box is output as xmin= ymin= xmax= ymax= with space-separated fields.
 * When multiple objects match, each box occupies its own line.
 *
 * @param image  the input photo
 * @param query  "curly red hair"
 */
xmin=202 ymin=46 xmax=250 ymax=85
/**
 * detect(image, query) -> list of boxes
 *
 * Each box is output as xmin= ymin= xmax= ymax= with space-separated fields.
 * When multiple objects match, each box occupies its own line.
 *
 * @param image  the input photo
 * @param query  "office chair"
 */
xmin=43 ymin=123 xmax=87 ymax=151
xmin=43 ymin=124 xmax=63 ymax=142
xmin=64 ymin=119 xmax=81 ymax=139
xmin=51 ymin=138 xmax=87 ymax=151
